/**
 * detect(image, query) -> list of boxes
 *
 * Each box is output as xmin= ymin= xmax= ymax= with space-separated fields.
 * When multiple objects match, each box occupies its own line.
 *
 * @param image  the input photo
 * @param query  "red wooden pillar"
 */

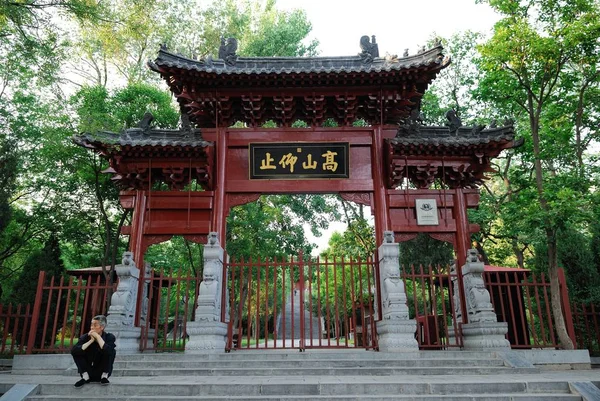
xmin=372 ymin=126 xmax=390 ymax=246
xmin=454 ymin=188 xmax=471 ymax=269
xmin=127 ymin=190 xmax=149 ymax=327
xmin=129 ymin=190 xmax=148 ymax=268
xmin=454 ymin=188 xmax=471 ymax=324
xmin=212 ymin=127 xmax=228 ymax=245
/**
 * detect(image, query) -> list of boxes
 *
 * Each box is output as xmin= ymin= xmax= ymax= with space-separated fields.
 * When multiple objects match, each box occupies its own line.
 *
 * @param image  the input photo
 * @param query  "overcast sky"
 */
xmin=276 ymin=0 xmax=501 ymax=57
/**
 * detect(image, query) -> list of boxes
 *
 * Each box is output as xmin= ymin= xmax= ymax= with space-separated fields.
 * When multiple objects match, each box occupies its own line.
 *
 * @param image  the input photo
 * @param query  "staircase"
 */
xmin=17 ymin=350 xmax=590 ymax=400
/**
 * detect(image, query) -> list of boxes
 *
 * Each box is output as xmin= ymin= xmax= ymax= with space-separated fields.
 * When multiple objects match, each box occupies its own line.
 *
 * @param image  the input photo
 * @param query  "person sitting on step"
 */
xmin=71 ymin=315 xmax=116 ymax=388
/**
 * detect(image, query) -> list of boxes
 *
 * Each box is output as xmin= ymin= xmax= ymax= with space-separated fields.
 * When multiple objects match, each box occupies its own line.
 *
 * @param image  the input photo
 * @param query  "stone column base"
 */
xmin=461 ymin=321 xmax=511 ymax=350
xmin=108 ymin=326 xmax=142 ymax=354
xmin=376 ymin=319 xmax=419 ymax=352
xmin=185 ymin=321 xmax=227 ymax=354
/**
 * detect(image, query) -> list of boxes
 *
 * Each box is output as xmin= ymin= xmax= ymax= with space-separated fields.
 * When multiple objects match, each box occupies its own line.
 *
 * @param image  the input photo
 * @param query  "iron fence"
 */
xmin=225 ymin=253 xmax=378 ymax=351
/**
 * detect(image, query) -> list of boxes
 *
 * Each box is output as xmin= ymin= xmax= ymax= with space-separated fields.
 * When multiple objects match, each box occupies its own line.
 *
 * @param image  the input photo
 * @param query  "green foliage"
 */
xmin=399 ymin=234 xmax=454 ymax=268
xmin=10 ymin=234 xmax=65 ymax=305
xmin=0 ymin=135 xmax=17 ymax=235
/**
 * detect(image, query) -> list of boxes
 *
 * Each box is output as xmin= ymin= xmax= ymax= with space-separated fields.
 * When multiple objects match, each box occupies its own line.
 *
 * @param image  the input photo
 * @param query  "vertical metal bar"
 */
xmin=21 ymin=304 xmax=31 ymax=354
xmin=308 ymin=258 xmax=314 ymax=348
xmin=531 ymin=272 xmax=546 ymax=346
xmin=290 ymin=255 xmax=295 ymax=346
xmin=1 ymin=304 xmax=8 ymax=354
xmin=366 ymin=256 xmax=376 ymax=349
xmin=255 ymin=257 xmax=261 ymax=349
xmin=246 ymin=259 xmax=252 ymax=348
xmin=409 ymin=264 xmax=420 ymax=346
xmin=541 ymin=273 xmax=556 ymax=346
xmin=163 ymin=274 xmax=174 ymax=351
xmin=154 ymin=271 xmax=164 ymax=351
xmin=325 ymin=255 xmax=331 ymax=347
xmin=80 ymin=277 xmax=92 ymax=337
xmin=171 ymin=270 xmax=182 ymax=351
xmin=299 ymin=252 xmax=305 ymax=349
xmin=357 ymin=256 xmax=366 ymax=348
xmin=264 ymin=258 xmax=270 ymax=349
xmin=333 ymin=255 xmax=340 ymax=346
xmin=62 ymin=276 xmax=73 ymax=347
xmin=512 ymin=271 xmax=528 ymax=348
xmin=39 ymin=276 xmax=56 ymax=351
xmin=522 ymin=274 xmax=536 ymax=347
xmin=437 ymin=265 xmax=449 ymax=348
xmin=51 ymin=276 xmax=65 ymax=351
xmin=281 ymin=258 xmax=286 ymax=347
xmin=592 ymin=305 xmax=600 ymax=353
xmin=341 ymin=256 xmax=348 ymax=347
xmin=316 ymin=256 xmax=323 ymax=347
xmin=503 ymin=272 xmax=519 ymax=346
xmin=272 ymin=259 xmax=278 ymax=348
xmin=236 ymin=258 xmax=244 ymax=349
xmin=68 ymin=277 xmax=80 ymax=340
xmin=349 ymin=256 xmax=357 ymax=348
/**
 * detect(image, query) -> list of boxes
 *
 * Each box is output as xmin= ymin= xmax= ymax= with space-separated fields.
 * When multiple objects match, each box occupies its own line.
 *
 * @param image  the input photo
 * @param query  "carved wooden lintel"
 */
xmin=394 ymin=233 xmax=418 ymax=243
xmin=340 ymin=192 xmax=372 ymax=207
xmin=144 ymin=234 xmax=173 ymax=248
xmin=428 ymin=232 xmax=455 ymax=245
xmin=228 ymin=193 xmax=261 ymax=209
xmin=183 ymin=234 xmax=208 ymax=244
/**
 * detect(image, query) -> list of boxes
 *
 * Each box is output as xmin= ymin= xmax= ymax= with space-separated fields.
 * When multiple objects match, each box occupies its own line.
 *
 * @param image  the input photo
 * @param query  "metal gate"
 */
xmin=225 ymin=253 xmax=378 ymax=350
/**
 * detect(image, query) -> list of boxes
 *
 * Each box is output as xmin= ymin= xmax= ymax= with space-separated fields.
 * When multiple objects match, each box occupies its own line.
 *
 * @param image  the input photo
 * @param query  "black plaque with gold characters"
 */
xmin=249 ymin=143 xmax=349 ymax=179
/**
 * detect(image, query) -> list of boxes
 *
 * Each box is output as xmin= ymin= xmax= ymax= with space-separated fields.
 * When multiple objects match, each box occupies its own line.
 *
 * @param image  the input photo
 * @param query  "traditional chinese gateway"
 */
xmin=74 ymin=36 xmax=523 ymax=353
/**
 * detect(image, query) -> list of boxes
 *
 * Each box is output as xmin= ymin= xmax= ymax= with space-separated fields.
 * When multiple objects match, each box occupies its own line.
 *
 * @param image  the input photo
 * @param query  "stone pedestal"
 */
xmin=375 ymin=232 xmax=418 ymax=352
xmin=185 ymin=233 xmax=228 ymax=353
xmin=462 ymin=321 xmax=511 ymax=350
xmin=459 ymin=249 xmax=510 ymax=350
xmin=106 ymin=252 xmax=148 ymax=354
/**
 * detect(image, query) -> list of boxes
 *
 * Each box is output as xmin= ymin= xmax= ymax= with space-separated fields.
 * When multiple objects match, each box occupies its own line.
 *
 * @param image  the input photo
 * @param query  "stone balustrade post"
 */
xmin=459 ymin=249 xmax=510 ymax=350
xmin=106 ymin=252 xmax=145 ymax=353
xmin=375 ymin=231 xmax=419 ymax=351
xmin=185 ymin=232 xmax=228 ymax=353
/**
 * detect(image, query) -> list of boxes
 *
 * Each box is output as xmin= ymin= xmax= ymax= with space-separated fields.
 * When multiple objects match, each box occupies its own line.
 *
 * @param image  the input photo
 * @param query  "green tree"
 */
xmin=477 ymin=0 xmax=600 ymax=349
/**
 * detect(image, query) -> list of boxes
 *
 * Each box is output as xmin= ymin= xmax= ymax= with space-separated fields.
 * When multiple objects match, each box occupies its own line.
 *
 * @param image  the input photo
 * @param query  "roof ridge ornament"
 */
xmin=218 ymin=37 xmax=238 ymax=66
xmin=138 ymin=112 xmax=155 ymax=134
xmin=359 ymin=35 xmax=379 ymax=63
xmin=396 ymin=108 xmax=424 ymax=137
xmin=445 ymin=109 xmax=462 ymax=134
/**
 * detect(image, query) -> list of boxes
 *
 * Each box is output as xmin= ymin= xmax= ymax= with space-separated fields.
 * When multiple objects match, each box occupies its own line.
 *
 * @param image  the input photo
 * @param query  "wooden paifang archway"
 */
xmin=74 ymin=37 xmax=520 ymax=327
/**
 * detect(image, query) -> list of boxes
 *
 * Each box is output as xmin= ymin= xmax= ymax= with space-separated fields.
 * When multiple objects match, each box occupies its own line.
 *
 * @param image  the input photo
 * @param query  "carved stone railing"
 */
xmin=106 ymin=252 xmax=149 ymax=353
xmin=185 ymin=232 xmax=228 ymax=353
xmin=458 ymin=249 xmax=510 ymax=350
xmin=375 ymin=231 xmax=419 ymax=351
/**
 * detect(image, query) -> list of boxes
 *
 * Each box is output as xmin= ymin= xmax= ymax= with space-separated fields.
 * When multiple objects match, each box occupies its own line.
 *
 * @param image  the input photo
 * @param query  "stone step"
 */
xmin=104 ymin=367 xmax=536 ymax=377
xmin=26 ymin=392 xmax=580 ymax=400
xmin=113 ymin=358 xmax=507 ymax=369
xmin=27 ymin=380 xmax=575 ymax=398
xmin=116 ymin=350 xmax=499 ymax=362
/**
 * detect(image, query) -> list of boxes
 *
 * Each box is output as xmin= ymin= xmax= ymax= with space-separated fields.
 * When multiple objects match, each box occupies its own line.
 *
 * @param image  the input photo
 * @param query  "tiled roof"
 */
xmin=73 ymin=128 xmax=210 ymax=148
xmin=149 ymin=45 xmax=448 ymax=76
xmin=390 ymin=125 xmax=520 ymax=148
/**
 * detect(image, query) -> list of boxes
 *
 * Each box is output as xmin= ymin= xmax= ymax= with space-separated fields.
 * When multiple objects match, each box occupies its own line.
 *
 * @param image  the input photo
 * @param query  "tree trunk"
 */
xmin=546 ymin=232 xmax=574 ymax=349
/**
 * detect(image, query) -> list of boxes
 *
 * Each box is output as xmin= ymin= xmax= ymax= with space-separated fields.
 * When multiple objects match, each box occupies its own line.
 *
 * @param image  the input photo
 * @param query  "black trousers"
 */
xmin=71 ymin=345 xmax=116 ymax=381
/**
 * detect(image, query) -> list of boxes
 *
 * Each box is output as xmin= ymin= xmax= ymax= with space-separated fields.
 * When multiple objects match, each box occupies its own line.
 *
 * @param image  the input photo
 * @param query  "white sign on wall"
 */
xmin=415 ymin=199 xmax=439 ymax=226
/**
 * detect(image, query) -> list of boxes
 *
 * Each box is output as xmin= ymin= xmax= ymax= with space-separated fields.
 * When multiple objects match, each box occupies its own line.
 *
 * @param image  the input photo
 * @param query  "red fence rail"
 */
xmin=139 ymin=269 xmax=200 ymax=352
xmin=484 ymin=268 xmax=574 ymax=349
xmin=400 ymin=264 xmax=462 ymax=349
xmin=26 ymin=271 xmax=114 ymax=354
xmin=572 ymin=303 xmax=600 ymax=356
xmin=0 ymin=266 xmax=588 ymax=354
xmin=0 ymin=303 xmax=32 ymax=355
xmin=225 ymin=253 xmax=378 ymax=351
